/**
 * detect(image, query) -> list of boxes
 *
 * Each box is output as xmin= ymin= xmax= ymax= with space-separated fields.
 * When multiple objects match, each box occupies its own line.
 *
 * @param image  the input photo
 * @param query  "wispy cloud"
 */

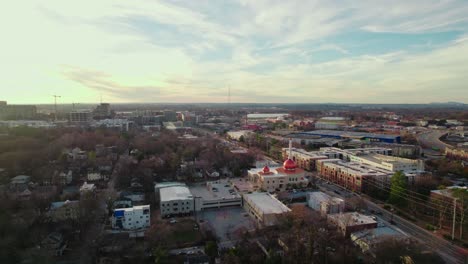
xmin=0 ymin=0 xmax=467 ymax=103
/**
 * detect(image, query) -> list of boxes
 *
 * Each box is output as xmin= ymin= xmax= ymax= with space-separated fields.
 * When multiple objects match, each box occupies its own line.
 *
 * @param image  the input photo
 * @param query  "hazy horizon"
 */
xmin=2 ymin=0 xmax=468 ymax=104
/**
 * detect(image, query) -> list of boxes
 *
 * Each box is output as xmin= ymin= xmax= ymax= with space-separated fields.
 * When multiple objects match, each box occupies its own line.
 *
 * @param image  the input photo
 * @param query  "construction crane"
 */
xmin=52 ymin=95 xmax=61 ymax=121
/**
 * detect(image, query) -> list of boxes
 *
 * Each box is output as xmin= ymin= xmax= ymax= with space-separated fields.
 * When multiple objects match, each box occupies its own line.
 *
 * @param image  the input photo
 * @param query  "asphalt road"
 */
xmin=416 ymin=130 xmax=452 ymax=153
xmin=317 ymin=180 xmax=467 ymax=264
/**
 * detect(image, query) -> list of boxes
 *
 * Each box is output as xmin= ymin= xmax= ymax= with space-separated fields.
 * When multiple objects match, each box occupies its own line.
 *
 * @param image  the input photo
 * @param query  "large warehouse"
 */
xmin=289 ymin=130 xmax=401 ymax=144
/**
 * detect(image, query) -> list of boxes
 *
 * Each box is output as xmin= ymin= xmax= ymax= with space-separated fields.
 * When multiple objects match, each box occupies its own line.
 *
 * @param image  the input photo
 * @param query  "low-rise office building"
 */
xmin=307 ymin=192 xmax=345 ymax=216
xmin=112 ymin=205 xmax=150 ymax=230
xmin=155 ymin=182 xmax=187 ymax=196
xmin=160 ymin=186 xmax=194 ymax=217
xmin=243 ymin=192 xmax=291 ymax=227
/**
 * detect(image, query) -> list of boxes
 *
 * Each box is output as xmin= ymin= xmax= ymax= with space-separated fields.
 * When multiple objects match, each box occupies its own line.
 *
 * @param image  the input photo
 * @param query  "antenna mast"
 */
xmin=52 ymin=95 xmax=61 ymax=121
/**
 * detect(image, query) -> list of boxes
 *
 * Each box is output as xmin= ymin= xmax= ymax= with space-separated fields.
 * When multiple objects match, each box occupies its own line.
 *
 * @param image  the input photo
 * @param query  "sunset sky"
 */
xmin=1 ymin=0 xmax=468 ymax=104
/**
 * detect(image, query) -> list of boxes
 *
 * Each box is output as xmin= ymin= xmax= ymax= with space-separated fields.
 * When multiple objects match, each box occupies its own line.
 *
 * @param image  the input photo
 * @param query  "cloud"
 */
xmin=62 ymin=67 xmax=161 ymax=101
xmin=0 ymin=0 xmax=467 ymax=104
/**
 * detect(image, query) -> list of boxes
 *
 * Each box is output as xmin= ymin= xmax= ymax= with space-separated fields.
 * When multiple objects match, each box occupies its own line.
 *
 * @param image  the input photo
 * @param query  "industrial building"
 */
xmin=112 ymin=205 xmax=151 ymax=230
xmin=314 ymin=117 xmax=348 ymax=130
xmin=289 ymin=130 xmax=401 ymax=144
xmin=243 ymin=192 xmax=291 ymax=227
xmin=160 ymin=185 xmax=194 ymax=217
xmin=246 ymin=113 xmax=289 ymax=123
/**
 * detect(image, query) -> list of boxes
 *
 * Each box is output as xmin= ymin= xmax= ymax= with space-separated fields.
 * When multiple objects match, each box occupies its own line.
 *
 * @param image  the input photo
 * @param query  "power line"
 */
xmin=367 ymin=179 xmax=468 ymax=213
xmin=364 ymin=180 xmax=465 ymax=221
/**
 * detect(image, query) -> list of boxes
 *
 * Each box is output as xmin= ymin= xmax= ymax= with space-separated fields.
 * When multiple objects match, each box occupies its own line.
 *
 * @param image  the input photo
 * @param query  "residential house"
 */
xmin=48 ymin=200 xmax=80 ymax=222
xmin=41 ymin=232 xmax=67 ymax=256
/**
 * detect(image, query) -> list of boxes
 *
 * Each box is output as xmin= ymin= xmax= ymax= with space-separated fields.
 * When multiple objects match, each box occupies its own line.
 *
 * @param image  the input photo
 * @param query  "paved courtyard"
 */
xmin=197 ymin=207 xmax=255 ymax=242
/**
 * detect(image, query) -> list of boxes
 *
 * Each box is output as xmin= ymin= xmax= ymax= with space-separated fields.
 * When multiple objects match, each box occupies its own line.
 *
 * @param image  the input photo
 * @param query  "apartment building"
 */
xmin=112 ymin=205 xmax=150 ymax=230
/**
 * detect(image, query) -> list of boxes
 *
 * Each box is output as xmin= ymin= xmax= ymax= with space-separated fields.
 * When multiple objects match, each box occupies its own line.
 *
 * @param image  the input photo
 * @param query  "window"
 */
xmin=143 ymin=209 xmax=150 ymax=214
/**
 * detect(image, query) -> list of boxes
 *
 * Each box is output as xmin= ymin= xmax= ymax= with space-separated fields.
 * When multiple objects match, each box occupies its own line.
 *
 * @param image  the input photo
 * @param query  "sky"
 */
xmin=1 ymin=0 xmax=468 ymax=104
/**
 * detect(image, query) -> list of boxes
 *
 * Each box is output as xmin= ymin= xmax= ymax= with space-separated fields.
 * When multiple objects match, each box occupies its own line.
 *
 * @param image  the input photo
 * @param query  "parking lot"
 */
xmin=197 ymin=207 xmax=255 ymax=242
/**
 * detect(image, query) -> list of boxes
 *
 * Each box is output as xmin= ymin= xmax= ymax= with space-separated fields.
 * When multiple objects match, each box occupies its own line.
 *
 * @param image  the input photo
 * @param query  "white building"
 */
xmin=79 ymin=182 xmax=96 ymax=193
xmin=59 ymin=171 xmax=73 ymax=185
xmin=349 ymin=154 xmax=424 ymax=173
xmin=112 ymin=205 xmax=151 ymax=230
xmin=87 ymin=172 xmax=104 ymax=181
xmin=227 ymin=130 xmax=253 ymax=141
xmin=154 ymin=182 xmax=187 ymax=196
xmin=160 ymin=186 xmax=194 ymax=217
xmin=306 ymin=192 xmax=345 ymax=216
xmin=243 ymin=192 xmax=291 ymax=227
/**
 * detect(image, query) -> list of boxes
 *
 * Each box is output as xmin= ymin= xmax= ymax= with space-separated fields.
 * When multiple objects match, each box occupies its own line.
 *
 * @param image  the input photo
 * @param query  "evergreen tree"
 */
xmin=388 ymin=171 xmax=407 ymax=206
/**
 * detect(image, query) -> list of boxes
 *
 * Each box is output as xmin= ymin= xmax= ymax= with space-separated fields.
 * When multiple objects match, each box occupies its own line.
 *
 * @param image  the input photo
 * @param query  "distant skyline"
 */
xmin=1 ymin=0 xmax=468 ymax=104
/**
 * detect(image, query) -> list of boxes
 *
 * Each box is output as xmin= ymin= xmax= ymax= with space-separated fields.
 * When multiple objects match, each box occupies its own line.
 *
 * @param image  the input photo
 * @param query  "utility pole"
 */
xmin=452 ymin=198 xmax=458 ymax=240
xmin=52 ymin=95 xmax=61 ymax=121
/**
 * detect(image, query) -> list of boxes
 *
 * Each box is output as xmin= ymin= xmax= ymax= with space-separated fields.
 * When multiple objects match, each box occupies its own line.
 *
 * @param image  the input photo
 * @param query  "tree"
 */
xmin=388 ymin=171 xmax=408 ymax=207
xmin=152 ymin=245 xmax=168 ymax=264
xmin=205 ymin=240 xmax=218 ymax=259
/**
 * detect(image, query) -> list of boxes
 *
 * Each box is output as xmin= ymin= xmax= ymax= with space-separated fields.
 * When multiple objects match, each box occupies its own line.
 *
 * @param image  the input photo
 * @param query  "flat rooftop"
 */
xmin=155 ymin=182 xmax=186 ymax=190
xmin=321 ymin=159 xmax=391 ymax=176
xmin=160 ymin=186 xmax=193 ymax=202
xmin=329 ymin=212 xmax=377 ymax=226
xmin=294 ymin=130 xmax=399 ymax=140
xmin=247 ymin=113 xmax=288 ymax=119
xmin=351 ymin=226 xmax=405 ymax=242
xmin=115 ymin=205 xmax=150 ymax=213
xmin=190 ymin=180 xmax=241 ymax=201
xmin=244 ymin=192 xmax=291 ymax=215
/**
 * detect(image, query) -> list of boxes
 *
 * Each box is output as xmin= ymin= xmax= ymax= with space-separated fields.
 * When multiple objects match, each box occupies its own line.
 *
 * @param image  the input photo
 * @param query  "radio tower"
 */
xmin=52 ymin=95 xmax=61 ymax=121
